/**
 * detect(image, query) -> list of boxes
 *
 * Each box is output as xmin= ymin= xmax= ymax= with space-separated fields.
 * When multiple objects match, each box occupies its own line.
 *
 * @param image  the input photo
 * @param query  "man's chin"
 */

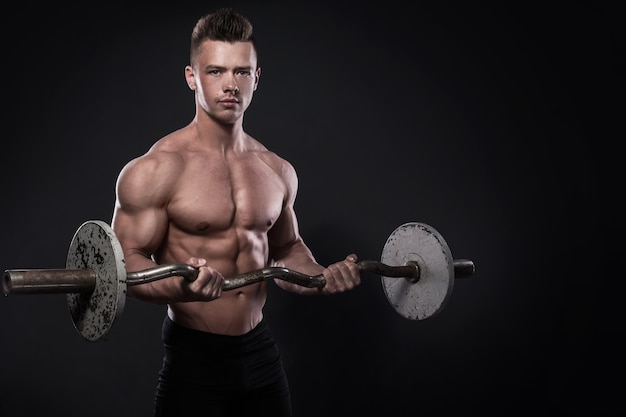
xmin=211 ymin=112 xmax=242 ymax=126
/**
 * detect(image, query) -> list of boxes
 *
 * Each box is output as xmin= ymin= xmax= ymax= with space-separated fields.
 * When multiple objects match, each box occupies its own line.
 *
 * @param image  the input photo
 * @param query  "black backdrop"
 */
xmin=1 ymin=2 xmax=623 ymax=416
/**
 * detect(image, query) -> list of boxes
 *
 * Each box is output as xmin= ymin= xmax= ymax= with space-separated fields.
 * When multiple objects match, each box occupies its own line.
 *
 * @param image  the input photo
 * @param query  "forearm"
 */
xmin=124 ymin=252 xmax=187 ymax=304
xmin=272 ymin=241 xmax=326 ymax=295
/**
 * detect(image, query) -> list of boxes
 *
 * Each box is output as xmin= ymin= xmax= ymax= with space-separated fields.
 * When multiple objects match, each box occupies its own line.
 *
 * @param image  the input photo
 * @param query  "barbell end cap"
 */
xmin=2 ymin=271 xmax=11 ymax=296
xmin=453 ymin=259 xmax=475 ymax=278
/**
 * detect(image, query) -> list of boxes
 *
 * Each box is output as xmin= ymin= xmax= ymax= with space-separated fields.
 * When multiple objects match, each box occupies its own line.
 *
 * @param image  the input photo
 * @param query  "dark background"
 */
xmin=1 ymin=2 xmax=623 ymax=416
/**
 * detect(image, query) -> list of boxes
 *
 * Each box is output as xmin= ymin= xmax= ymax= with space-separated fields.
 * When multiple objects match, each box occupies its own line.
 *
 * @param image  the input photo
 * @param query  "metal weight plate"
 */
xmin=381 ymin=222 xmax=454 ymax=320
xmin=66 ymin=220 xmax=126 ymax=341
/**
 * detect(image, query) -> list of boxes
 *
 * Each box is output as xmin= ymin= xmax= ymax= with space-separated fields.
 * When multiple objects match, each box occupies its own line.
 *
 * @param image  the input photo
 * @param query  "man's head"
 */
xmin=185 ymin=8 xmax=261 ymax=125
xmin=190 ymin=8 xmax=258 ymax=68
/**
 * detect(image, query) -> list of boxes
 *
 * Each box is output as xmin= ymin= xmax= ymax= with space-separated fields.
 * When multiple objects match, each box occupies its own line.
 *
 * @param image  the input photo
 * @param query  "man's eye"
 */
xmin=237 ymin=70 xmax=251 ymax=76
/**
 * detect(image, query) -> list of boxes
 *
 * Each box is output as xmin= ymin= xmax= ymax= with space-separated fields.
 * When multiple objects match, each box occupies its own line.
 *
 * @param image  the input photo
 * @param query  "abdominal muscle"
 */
xmin=167 ymin=283 xmax=268 ymax=336
xmin=160 ymin=225 xmax=272 ymax=336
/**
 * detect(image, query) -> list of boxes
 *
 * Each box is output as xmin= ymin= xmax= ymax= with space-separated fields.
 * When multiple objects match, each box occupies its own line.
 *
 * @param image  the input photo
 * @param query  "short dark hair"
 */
xmin=190 ymin=8 xmax=258 ymax=65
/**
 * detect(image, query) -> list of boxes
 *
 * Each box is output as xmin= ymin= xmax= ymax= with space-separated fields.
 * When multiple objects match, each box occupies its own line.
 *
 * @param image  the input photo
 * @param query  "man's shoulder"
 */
xmin=149 ymin=127 xmax=190 ymax=153
xmin=249 ymin=142 xmax=294 ymax=172
xmin=120 ymin=141 xmax=184 ymax=181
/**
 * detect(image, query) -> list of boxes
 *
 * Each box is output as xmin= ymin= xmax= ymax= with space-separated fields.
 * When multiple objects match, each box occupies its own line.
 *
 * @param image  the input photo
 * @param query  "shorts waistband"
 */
xmin=162 ymin=316 xmax=269 ymax=351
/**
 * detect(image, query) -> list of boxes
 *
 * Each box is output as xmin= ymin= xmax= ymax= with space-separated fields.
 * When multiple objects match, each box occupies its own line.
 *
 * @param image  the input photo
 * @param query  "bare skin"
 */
xmin=111 ymin=39 xmax=361 ymax=336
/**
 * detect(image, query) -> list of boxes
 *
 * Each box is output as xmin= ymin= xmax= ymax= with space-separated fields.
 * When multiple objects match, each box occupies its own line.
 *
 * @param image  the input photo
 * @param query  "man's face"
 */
xmin=187 ymin=40 xmax=260 ymax=124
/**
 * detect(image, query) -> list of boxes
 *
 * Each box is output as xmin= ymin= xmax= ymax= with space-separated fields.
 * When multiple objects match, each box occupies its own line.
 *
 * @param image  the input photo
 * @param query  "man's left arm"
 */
xmin=267 ymin=164 xmax=360 ymax=294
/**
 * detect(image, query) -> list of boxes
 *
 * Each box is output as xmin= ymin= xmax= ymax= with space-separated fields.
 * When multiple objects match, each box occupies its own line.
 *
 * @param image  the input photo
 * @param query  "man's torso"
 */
xmin=155 ymin=136 xmax=287 ymax=335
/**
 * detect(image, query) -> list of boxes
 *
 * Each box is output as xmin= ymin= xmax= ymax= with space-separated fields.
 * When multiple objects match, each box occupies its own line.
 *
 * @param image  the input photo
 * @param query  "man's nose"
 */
xmin=223 ymin=74 xmax=239 ymax=93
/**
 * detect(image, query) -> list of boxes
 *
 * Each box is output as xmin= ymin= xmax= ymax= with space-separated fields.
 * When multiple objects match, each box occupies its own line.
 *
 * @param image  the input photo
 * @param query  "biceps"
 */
xmin=268 ymin=206 xmax=302 ymax=259
xmin=112 ymin=206 xmax=168 ymax=259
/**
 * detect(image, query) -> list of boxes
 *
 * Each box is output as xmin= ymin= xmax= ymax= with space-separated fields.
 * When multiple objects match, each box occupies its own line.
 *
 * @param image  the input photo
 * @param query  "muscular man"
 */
xmin=111 ymin=8 xmax=361 ymax=416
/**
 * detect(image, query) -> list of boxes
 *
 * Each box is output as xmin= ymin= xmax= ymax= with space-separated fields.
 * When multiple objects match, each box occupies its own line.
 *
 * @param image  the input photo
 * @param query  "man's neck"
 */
xmin=192 ymin=113 xmax=247 ymax=151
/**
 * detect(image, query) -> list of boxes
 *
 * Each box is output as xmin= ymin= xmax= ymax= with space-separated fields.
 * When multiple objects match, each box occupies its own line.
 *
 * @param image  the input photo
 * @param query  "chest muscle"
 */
xmin=168 ymin=154 xmax=284 ymax=235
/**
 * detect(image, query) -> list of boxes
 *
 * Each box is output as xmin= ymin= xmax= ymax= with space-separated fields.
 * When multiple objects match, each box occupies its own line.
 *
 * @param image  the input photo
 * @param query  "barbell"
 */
xmin=3 ymin=220 xmax=474 ymax=342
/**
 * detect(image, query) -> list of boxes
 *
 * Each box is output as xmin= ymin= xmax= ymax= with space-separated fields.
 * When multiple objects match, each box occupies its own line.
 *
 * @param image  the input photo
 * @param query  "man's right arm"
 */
xmin=111 ymin=154 xmax=223 ymax=304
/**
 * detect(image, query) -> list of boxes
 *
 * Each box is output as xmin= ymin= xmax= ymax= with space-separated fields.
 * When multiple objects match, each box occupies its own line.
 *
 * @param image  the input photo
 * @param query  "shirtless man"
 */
xmin=111 ymin=8 xmax=361 ymax=416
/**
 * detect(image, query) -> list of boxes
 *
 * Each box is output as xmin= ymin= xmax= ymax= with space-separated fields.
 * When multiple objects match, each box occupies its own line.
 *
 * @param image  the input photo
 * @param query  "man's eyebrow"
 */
xmin=202 ymin=65 xmax=253 ymax=71
xmin=203 ymin=65 xmax=225 ymax=70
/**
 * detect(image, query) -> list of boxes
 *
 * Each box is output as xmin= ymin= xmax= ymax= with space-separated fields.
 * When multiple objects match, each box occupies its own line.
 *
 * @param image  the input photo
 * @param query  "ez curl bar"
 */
xmin=3 ymin=220 xmax=474 ymax=342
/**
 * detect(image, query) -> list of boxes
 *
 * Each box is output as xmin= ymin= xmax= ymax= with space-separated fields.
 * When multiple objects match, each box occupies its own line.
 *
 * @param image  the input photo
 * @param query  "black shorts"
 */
xmin=154 ymin=316 xmax=292 ymax=417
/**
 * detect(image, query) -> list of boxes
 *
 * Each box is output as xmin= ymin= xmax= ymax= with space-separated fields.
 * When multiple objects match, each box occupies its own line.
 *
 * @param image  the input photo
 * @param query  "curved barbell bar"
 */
xmin=126 ymin=259 xmax=474 ymax=289
xmin=4 ymin=259 xmax=474 ymax=295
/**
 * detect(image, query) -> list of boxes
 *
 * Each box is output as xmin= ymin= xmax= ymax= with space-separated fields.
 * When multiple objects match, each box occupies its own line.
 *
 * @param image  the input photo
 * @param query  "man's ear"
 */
xmin=253 ymin=67 xmax=261 ymax=91
xmin=185 ymin=65 xmax=196 ymax=90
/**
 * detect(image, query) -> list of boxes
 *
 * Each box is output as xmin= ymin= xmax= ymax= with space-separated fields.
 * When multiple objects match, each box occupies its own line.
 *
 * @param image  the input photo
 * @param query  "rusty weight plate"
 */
xmin=381 ymin=222 xmax=454 ymax=320
xmin=66 ymin=220 xmax=126 ymax=341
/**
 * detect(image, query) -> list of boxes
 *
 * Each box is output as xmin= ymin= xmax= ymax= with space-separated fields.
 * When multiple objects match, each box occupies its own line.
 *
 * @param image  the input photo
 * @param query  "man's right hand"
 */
xmin=181 ymin=257 xmax=224 ymax=301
